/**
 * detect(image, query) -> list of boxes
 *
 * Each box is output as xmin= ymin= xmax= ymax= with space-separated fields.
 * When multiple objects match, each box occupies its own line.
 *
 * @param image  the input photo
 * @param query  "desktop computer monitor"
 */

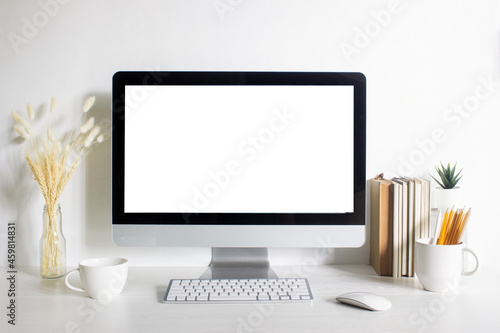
xmin=112 ymin=71 xmax=366 ymax=278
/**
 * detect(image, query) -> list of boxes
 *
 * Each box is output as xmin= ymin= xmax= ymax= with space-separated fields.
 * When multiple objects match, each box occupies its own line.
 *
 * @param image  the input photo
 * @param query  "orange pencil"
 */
xmin=447 ymin=208 xmax=464 ymax=245
xmin=444 ymin=208 xmax=460 ymax=245
xmin=457 ymin=208 xmax=472 ymax=244
xmin=445 ymin=207 xmax=457 ymax=245
xmin=450 ymin=207 xmax=467 ymax=244
xmin=437 ymin=208 xmax=451 ymax=245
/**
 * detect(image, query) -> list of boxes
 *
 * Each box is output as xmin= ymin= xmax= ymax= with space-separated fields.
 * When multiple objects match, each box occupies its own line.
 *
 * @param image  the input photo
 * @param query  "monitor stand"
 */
xmin=200 ymin=248 xmax=278 ymax=279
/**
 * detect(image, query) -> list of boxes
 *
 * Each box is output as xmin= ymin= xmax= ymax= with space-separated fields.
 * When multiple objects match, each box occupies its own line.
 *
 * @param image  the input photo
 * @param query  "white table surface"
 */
xmin=1 ymin=264 xmax=498 ymax=333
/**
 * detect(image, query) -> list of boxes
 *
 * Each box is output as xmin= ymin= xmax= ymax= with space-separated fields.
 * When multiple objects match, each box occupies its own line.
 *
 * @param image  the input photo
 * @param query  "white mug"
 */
xmin=64 ymin=258 xmax=128 ymax=300
xmin=415 ymin=238 xmax=478 ymax=292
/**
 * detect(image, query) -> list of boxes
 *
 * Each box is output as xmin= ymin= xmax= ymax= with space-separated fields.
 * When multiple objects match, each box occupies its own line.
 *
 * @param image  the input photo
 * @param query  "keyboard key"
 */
xmin=209 ymin=294 xmax=257 ymax=301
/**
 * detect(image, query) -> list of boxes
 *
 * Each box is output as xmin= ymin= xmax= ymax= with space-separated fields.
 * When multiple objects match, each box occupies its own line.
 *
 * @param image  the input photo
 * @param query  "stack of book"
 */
xmin=370 ymin=174 xmax=431 ymax=277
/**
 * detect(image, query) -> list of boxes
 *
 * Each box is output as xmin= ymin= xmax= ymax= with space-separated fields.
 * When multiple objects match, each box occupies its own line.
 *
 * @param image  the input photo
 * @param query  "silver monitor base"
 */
xmin=200 ymin=248 xmax=278 ymax=279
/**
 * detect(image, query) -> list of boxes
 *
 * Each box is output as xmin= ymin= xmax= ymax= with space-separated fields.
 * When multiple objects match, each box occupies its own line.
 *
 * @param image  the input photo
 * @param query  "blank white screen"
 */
xmin=124 ymin=85 xmax=353 ymax=213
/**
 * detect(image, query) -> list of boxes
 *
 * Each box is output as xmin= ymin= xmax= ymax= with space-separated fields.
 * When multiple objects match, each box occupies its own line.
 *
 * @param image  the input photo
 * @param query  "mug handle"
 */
xmin=462 ymin=248 xmax=479 ymax=276
xmin=64 ymin=268 xmax=85 ymax=293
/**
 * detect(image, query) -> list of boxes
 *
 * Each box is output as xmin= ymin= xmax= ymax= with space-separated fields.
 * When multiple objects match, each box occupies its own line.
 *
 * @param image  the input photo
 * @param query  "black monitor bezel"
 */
xmin=112 ymin=72 xmax=366 ymax=226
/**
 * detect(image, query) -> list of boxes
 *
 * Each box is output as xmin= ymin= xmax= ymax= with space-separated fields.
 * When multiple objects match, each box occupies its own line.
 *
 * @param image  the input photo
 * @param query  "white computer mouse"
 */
xmin=336 ymin=292 xmax=391 ymax=311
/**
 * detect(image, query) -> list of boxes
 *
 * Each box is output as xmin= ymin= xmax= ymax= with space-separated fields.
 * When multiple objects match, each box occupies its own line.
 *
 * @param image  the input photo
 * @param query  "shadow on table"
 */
xmin=156 ymin=285 xmax=169 ymax=303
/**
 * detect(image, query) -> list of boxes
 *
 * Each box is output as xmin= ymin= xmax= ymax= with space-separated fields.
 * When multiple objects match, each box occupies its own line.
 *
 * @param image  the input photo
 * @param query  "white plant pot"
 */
xmin=433 ymin=187 xmax=463 ymax=213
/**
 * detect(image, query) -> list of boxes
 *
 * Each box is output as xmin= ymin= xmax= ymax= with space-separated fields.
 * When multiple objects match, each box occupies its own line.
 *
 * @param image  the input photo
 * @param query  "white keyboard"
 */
xmin=163 ymin=278 xmax=313 ymax=303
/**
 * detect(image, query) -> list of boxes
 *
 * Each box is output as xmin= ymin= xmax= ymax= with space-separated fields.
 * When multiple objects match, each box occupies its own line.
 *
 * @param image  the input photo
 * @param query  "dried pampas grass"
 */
xmin=12 ymin=95 xmax=103 ymax=278
xmin=50 ymin=97 xmax=58 ymax=113
xmin=14 ymin=125 xmax=30 ymax=140
xmin=82 ymin=96 xmax=96 ymax=113
xmin=80 ymin=117 xmax=94 ymax=134
xmin=12 ymin=110 xmax=31 ymax=134
xmin=16 ymin=96 xmax=103 ymax=205
xmin=27 ymin=103 xmax=35 ymax=120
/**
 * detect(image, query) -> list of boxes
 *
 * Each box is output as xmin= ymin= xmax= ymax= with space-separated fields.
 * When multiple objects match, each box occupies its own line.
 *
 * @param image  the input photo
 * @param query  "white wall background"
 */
xmin=1 ymin=0 xmax=499 ymax=272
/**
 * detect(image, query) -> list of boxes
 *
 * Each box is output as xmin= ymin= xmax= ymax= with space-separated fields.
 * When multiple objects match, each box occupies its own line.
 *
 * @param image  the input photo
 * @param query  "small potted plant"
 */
xmin=430 ymin=162 xmax=463 ymax=212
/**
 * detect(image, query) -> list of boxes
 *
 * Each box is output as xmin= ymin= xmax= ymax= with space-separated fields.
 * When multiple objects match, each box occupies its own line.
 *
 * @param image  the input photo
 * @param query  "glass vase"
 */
xmin=40 ymin=204 xmax=66 ymax=279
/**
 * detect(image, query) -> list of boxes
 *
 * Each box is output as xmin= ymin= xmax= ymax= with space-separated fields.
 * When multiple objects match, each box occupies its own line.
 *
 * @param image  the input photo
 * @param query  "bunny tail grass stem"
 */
xmin=41 ymin=203 xmax=65 ymax=278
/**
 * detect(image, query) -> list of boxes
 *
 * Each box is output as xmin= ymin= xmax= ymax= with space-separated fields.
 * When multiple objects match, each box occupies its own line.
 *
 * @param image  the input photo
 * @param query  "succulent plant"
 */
xmin=430 ymin=162 xmax=463 ymax=189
